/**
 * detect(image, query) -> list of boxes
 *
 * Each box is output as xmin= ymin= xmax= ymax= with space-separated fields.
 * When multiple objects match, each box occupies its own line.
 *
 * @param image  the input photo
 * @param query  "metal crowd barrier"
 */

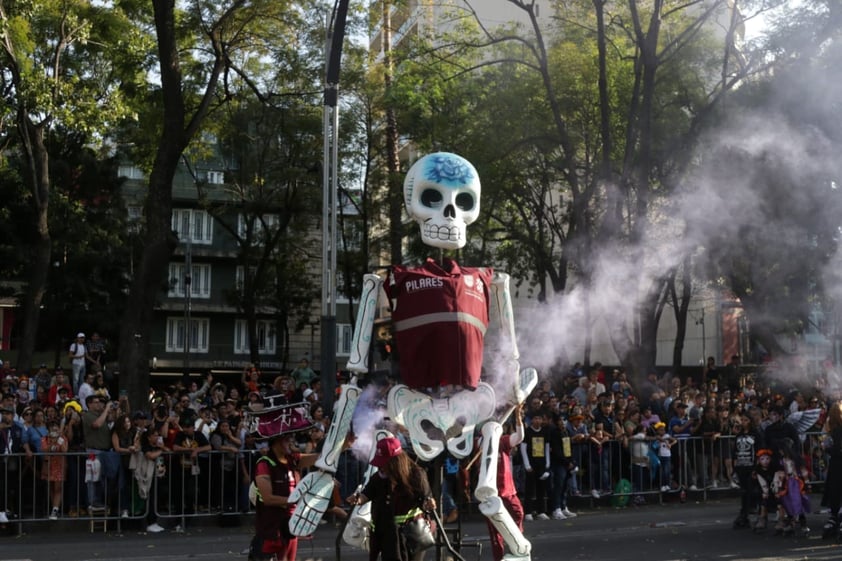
xmin=0 ymin=432 xmax=829 ymax=532
xmin=0 ymin=447 xmax=367 ymax=533
xmin=512 ymin=431 xmax=829 ymax=510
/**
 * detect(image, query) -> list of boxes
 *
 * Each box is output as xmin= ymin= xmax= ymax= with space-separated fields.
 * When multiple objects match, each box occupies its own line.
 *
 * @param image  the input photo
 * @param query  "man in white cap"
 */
xmin=68 ymin=332 xmax=87 ymax=393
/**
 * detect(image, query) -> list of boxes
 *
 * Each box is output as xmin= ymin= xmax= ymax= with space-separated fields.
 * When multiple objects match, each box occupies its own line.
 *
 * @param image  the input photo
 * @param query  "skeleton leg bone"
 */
xmin=476 ymin=421 xmax=531 ymax=561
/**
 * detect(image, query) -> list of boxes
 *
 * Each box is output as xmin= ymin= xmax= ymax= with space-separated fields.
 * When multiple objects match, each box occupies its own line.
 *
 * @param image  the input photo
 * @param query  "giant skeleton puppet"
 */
xmin=287 ymin=153 xmax=536 ymax=561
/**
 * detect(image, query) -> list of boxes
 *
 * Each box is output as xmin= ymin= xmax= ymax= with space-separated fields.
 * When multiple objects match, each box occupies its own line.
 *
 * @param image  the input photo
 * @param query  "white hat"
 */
xmin=303 ymin=388 xmax=314 ymax=399
xmin=77 ymin=332 xmax=86 ymax=338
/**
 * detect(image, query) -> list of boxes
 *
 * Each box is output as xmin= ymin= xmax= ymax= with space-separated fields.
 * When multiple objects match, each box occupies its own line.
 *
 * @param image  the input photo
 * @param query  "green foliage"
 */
xmin=1 ymin=125 xmax=132 ymax=348
xmin=374 ymin=0 xmax=842 ymax=371
xmin=0 ymin=0 xmax=147 ymax=135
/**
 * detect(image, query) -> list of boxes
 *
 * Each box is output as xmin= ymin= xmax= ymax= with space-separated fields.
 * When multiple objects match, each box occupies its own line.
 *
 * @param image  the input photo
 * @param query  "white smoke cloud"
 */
xmin=510 ymin=104 xmax=842 ymax=390
xmin=350 ymin=384 xmax=386 ymax=462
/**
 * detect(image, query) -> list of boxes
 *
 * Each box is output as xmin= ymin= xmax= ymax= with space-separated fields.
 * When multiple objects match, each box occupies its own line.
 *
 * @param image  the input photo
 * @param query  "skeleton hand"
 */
xmin=288 ymin=470 xmax=335 ymax=536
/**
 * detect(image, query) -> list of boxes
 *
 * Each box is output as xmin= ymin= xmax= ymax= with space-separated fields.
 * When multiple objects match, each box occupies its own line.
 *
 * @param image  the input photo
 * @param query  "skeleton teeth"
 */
xmin=425 ymin=224 xmax=461 ymax=242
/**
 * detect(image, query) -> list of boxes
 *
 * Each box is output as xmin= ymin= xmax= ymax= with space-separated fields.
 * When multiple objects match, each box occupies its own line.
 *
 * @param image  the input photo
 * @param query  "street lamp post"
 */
xmin=183 ymin=237 xmax=192 ymax=384
xmin=319 ymin=0 xmax=349 ymax=413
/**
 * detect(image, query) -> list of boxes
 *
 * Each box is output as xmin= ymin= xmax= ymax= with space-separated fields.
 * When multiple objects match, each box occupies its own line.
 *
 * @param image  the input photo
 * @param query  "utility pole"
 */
xmin=382 ymin=0 xmax=402 ymax=266
xmin=183 ymin=236 xmax=192 ymax=385
xmin=320 ymin=0 xmax=349 ymax=412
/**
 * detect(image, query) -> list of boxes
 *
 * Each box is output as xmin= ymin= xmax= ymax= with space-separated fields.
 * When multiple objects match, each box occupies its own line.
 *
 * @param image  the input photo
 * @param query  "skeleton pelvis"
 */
xmin=388 ymin=383 xmax=496 ymax=461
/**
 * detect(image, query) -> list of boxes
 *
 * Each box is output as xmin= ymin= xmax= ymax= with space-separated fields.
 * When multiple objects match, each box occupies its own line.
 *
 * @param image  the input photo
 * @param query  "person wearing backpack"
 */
xmin=249 ymin=432 xmax=319 ymax=561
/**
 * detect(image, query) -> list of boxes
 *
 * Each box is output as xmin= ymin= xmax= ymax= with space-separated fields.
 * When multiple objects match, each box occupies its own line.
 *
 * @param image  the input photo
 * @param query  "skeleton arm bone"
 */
xmin=491 ymin=272 xmax=525 ymax=404
xmin=490 ymin=272 xmax=519 ymax=361
xmin=346 ymin=274 xmax=384 ymax=374
xmin=288 ymin=378 xmax=361 ymax=536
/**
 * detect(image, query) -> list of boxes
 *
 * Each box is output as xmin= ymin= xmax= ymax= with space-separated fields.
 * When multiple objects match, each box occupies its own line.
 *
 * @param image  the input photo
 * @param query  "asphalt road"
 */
xmin=4 ymin=495 xmax=842 ymax=561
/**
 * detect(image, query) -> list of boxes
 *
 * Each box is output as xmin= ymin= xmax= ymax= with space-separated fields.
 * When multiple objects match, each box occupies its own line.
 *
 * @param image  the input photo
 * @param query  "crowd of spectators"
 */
xmin=0 ymin=357 xmax=350 ymax=531
xmin=503 ymin=357 xmax=834 ymax=520
xmin=0 ymin=352 xmax=836 ymax=534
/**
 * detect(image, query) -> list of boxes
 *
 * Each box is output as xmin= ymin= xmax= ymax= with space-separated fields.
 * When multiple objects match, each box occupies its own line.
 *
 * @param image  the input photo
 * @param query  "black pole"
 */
xmin=320 ymin=0 xmax=349 ymax=413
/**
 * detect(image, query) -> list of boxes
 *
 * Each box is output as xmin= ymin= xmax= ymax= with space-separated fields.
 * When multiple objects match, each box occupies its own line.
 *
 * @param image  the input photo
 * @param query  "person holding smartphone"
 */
xmin=82 ymin=396 xmax=118 ymax=513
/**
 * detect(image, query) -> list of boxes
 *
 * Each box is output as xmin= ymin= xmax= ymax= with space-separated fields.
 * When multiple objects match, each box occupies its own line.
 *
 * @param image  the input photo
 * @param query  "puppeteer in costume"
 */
xmin=247 ymin=402 xmax=319 ymax=561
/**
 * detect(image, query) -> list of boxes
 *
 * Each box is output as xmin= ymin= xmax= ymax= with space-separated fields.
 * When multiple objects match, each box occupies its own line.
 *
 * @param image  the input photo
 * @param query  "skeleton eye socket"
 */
xmin=420 ymin=188 xmax=443 ymax=208
xmin=455 ymin=193 xmax=474 ymax=211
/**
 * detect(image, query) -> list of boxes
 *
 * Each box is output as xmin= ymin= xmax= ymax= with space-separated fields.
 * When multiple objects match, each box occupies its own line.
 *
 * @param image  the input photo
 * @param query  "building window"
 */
xmin=165 ymin=317 xmax=210 ymax=353
xmin=237 ymin=213 xmax=279 ymax=240
xmin=168 ymin=263 xmax=211 ymax=299
xmin=234 ymin=319 xmax=277 ymax=354
xmin=207 ymin=170 xmax=224 ymax=184
xmin=127 ymin=205 xmax=143 ymax=233
xmin=118 ymin=165 xmax=145 ymax=180
xmin=235 ymin=265 xmax=259 ymax=295
xmin=337 ymin=323 xmax=352 ymax=356
xmin=172 ymin=209 xmax=213 ymax=245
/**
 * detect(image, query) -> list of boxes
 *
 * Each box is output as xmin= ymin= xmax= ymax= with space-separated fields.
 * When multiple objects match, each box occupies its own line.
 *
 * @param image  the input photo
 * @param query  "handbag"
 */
xmin=85 ymin=454 xmax=102 ymax=482
xmin=400 ymin=515 xmax=436 ymax=554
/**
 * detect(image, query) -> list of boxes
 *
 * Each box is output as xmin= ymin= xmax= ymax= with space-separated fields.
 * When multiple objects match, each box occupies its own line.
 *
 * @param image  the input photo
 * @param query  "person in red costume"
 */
xmin=249 ymin=430 xmax=319 ymax=561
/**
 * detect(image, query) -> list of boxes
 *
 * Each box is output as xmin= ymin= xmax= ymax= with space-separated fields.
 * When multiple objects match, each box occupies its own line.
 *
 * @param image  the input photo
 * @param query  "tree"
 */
xmin=118 ymin=0 xmax=322 ymax=409
xmin=0 ymin=0 xmax=143 ymax=372
xmin=387 ymin=0 xmax=768 ymax=385
xmin=194 ymin=101 xmax=323 ymax=367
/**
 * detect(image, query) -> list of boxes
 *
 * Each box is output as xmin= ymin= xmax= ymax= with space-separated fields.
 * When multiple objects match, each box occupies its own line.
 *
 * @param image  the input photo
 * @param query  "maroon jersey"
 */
xmin=254 ymin=450 xmax=300 ymax=540
xmin=387 ymin=258 xmax=492 ymax=390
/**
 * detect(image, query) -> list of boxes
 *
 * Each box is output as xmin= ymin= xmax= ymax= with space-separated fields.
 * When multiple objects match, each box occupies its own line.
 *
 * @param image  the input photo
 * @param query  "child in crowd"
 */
xmin=654 ymin=422 xmax=676 ymax=492
xmin=774 ymin=452 xmax=812 ymax=536
xmin=588 ymin=422 xmax=612 ymax=497
xmin=41 ymin=418 xmax=67 ymax=520
xmin=753 ymin=449 xmax=777 ymax=532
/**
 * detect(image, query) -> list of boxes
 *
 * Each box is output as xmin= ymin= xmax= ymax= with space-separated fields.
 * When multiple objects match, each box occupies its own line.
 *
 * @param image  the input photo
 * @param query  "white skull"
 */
xmin=403 ymin=152 xmax=481 ymax=250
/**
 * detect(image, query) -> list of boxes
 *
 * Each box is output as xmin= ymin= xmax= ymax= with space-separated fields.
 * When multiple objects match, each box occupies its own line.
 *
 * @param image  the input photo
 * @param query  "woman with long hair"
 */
xmin=347 ymin=437 xmax=437 ymax=561
xmin=112 ymin=413 xmax=136 ymax=519
xmin=210 ymin=419 xmax=241 ymax=512
xmin=822 ymin=401 xmax=842 ymax=538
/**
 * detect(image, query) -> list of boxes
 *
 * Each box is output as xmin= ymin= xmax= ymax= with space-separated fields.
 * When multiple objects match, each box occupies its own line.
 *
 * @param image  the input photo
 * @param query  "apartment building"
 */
xmin=119 ymin=152 xmax=357 ymax=380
